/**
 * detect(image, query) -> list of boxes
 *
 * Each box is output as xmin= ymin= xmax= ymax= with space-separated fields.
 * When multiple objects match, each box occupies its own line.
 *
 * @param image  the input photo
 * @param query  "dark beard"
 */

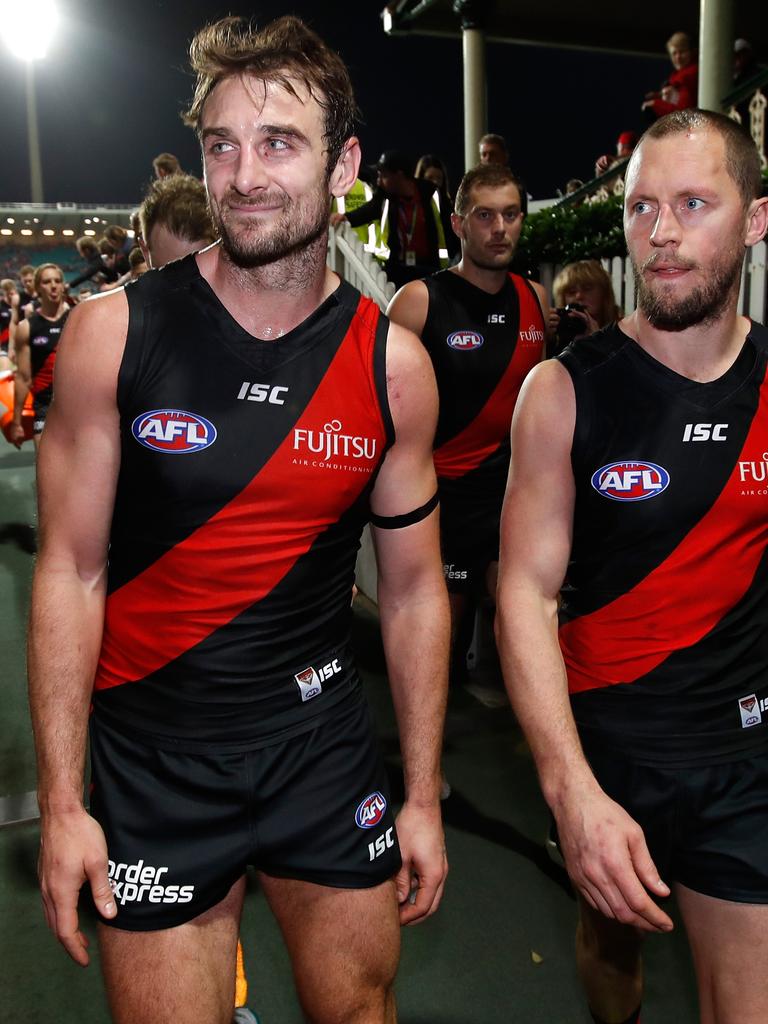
xmin=633 ymin=247 xmax=744 ymax=332
xmin=210 ymin=188 xmax=330 ymax=269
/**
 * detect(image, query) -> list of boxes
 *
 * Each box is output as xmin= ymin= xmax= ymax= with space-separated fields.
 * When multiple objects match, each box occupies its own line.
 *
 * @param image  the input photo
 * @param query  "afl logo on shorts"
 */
xmin=591 ymin=461 xmax=670 ymax=501
xmin=132 ymin=409 xmax=217 ymax=454
xmin=355 ymin=791 xmax=387 ymax=829
xmin=447 ymin=330 xmax=484 ymax=351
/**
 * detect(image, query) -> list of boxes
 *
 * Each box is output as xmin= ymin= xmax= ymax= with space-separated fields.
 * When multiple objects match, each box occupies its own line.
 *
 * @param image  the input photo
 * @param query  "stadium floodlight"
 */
xmin=2 ymin=0 xmax=60 ymax=61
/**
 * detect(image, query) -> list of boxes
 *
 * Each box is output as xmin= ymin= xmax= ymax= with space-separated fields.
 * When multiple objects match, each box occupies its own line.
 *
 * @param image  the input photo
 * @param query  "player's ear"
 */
xmin=745 ymin=195 xmax=768 ymax=248
xmin=450 ymin=212 xmax=464 ymax=241
xmin=330 ymin=137 xmax=361 ymax=199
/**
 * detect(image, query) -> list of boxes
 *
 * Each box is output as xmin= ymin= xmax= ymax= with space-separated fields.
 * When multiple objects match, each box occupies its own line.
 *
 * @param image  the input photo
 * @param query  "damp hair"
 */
xmin=454 ymin=164 xmax=527 ymax=216
xmin=137 ymin=173 xmax=216 ymax=246
xmin=183 ymin=15 xmax=357 ymax=174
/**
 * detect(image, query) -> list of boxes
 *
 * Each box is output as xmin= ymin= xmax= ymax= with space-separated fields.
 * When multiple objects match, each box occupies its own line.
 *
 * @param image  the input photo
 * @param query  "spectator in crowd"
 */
xmin=594 ymin=131 xmax=638 ymax=178
xmin=732 ymin=39 xmax=762 ymax=127
xmin=67 ymin=237 xmax=118 ymax=291
xmin=478 ymin=133 xmax=508 ymax=166
xmin=564 ymin=178 xmax=584 ymax=196
xmin=549 ymin=259 xmax=620 ymax=354
xmin=152 ymin=151 xmax=182 ymax=178
xmin=332 ymin=149 xmax=451 ymax=288
xmin=642 ymin=31 xmax=698 ymax=119
xmin=102 ymin=225 xmax=132 ymax=273
xmin=136 ymin=172 xmax=217 ymax=268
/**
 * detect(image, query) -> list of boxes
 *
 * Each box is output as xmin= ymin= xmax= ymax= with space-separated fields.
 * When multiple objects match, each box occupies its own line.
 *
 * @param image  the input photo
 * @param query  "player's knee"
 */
xmin=303 ymin=980 xmax=394 ymax=1024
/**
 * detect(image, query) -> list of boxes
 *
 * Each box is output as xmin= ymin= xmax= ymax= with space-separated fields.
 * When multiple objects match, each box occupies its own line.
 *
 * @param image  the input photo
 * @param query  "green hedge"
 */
xmin=521 ymin=195 xmax=625 ymax=268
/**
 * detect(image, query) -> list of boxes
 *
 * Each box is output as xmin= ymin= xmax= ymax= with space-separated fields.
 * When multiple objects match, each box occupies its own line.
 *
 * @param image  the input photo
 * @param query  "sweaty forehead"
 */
xmin=201 ymin=73 xmax=317 ymax=128
xmin=469 ymin=183 xmax=521 ymax=209
xmin=626 ymin=130 xmax=728 ymax=194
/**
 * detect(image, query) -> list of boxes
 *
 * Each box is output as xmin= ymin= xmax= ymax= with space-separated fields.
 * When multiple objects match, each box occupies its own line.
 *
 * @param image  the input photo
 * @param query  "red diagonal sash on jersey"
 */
xmin=560 ymin=366 xmax=768 ymax=693
xmin=32 ymin=352 xmax=56 ymax=395
xmin=96 ymin=297 xmax=381 ymax=689
xmin=434 ymin=279 xmax=543 ymax=479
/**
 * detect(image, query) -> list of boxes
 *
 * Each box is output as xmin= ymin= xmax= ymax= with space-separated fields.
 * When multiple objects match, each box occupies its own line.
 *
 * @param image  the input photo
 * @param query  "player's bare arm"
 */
xmin=496 ymin=358 xmax=672 ymax=933
xmin=30 ymin=292 xmax=128 ymax=964
xmin=370 ymin=321 xmax=450 ymax=926
xmin=385 ymin=279 xmax=429 ymax=339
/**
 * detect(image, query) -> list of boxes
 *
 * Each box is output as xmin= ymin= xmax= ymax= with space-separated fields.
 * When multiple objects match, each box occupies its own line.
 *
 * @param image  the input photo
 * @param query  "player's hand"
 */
xmin=38 ymin=808 xmax=117 ymax=965
xmin=553 ymin=782 xmax=672 ymax=933
xmin=8 ymin=422 xmax=25 ymax=449
xmin=393 ymin=800 xmax=448 ymax=925
xmin=329 ymin=212 xmax=347 ymax=228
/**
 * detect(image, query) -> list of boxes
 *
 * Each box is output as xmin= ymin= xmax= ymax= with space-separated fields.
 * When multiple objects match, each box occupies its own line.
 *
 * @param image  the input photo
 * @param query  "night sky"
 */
xmin=0 ymin=0 xmax=667 ymax=207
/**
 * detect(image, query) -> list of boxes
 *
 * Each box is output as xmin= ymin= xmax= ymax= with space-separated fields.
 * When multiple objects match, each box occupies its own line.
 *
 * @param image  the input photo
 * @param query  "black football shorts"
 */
xmin=90 ymin=691 xmax=402 ymax=931
xmin=582 ymin=738 xmax=768 ymax=904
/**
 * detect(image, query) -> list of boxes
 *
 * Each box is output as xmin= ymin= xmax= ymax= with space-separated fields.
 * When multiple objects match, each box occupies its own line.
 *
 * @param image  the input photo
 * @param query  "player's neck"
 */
xmin=454 ymin=258 xmax=508 ymax=295
xmin=622 ymin=302 xmax=750 ymax=383
xmin=39 ymin=299 xmax=65 ymax=320
xmin=199 ymin=234 xmax=336 ymax=341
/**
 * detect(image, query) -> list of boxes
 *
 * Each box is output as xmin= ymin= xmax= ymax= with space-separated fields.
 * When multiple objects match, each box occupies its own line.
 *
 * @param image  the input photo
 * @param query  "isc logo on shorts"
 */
xmin=591 ymin=461 xmax=670 ymax=501
xmin=447 ymin=330 xmax=483 ymax=351
xmin=355 ymin=791 xmax=387 ymax=829
xmin=132 ymin=409 xmax=217 ymax=454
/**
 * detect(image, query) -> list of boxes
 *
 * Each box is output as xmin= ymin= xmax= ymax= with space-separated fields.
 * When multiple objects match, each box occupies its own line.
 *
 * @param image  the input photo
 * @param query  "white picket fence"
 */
xmin=327 ymin=221 xmax=395 ymax=312
xmin=539 ymin=242 xmax=768 ymax=324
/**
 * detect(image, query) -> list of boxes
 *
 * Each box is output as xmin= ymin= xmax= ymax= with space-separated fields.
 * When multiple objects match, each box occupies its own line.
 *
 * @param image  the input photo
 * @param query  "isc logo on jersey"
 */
xmin=355 ymin=791 xmax=387 ymax=829
xmin=447 ymin=330 xmax=483 ymax=351
xmin=132 ymin=409 xmax=217 ymax=454
xmin=294 ymin=658 xmax=341 ymax=702
xmin=591 ymin=461 xmax=670 ymax=501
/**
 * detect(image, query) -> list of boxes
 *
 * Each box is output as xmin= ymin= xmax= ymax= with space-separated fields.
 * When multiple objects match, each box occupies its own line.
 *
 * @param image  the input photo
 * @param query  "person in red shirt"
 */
xmin=643 ymin=31 xmax=698 ymax=119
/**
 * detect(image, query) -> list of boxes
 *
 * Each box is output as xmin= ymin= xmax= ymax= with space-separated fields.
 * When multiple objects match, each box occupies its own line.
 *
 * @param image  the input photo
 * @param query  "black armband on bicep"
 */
xmin=370 ymin=491 xmax=439 ymax=530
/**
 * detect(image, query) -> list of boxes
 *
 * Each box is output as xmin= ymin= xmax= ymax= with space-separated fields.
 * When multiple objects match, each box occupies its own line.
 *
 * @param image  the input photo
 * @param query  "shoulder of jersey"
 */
xmin=127 ymin=253 xmax=199 ymax=303
xmin=557 ymin=323 xmax=627 ymax=374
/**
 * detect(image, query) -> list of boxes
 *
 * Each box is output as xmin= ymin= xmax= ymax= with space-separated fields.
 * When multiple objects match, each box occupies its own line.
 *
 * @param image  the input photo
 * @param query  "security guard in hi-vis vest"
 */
xmin=332 ymin=176 xmax=378 ymax=251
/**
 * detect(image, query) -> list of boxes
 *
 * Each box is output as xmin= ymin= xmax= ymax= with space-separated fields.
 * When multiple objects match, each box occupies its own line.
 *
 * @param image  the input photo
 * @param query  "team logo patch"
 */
xmin=591 ymin=461 xmax=670 ymax=502
xmin=447 ymin=330 xmax=484 ymax=351
xmin=739 ymin=693 xmax=763 ymax=729
xmin=131 ymin=409 xmax=217 ymax=454
xmin=294 ymin=666 xmax=323 ymax=703
xmin=355 ymin=791 xmax=387 ymax=829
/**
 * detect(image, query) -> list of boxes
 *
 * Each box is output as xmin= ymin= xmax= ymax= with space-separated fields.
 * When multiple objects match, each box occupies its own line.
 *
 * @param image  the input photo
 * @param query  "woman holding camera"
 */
xmin=548 ymin=259 xmax=621 ymax=354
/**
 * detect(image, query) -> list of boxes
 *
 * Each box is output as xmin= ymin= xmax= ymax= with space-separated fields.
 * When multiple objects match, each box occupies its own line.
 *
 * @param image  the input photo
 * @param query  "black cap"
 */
xmin=377 ymin=150 xmax=414 ymax=176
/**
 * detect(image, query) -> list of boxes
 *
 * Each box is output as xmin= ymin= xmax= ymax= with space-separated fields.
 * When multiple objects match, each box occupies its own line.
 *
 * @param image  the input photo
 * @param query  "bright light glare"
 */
xmin=20 ymin=229 xmax=33 ymax=235
xmin=1 ymin=229 xmax=12 ymax=236
xmin=43 ymin=229 xmax=54 ymax=236
xmin=2 ymin=0 xmax=60 ymax=61
xmin=62 ymin=229 xmax=74 ymax=236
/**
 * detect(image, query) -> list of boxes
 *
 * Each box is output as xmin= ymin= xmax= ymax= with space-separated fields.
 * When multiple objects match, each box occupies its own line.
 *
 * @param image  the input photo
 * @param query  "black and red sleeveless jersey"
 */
xmin=28 ymin=308 xmax=68 ymax=405
xmin=559 ymin=321 xmax=768 ymax=763
xmin=0 ymin=300 xmax=12 ymax=351
xmin=421 ymin=270 xmax=544 ymax=497
xmin=92 ymin=256 xmax=393 ymax=748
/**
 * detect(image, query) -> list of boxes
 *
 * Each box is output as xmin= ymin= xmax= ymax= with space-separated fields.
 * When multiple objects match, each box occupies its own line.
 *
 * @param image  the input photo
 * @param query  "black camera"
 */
xmin=555 ymin=303 xmax=588 ymax=347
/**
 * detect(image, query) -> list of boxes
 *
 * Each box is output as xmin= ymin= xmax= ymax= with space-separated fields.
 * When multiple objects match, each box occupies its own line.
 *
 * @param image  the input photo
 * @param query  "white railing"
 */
xmin=327 ymin=222 xmax=395 ymax=312
xmin=540 ymin=244 xmax=767 ymax=324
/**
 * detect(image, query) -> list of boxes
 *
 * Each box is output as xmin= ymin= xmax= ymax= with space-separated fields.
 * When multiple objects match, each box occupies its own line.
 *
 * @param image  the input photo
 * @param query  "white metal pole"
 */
xmin=698 ymin=0 xmax=734 ymax=111
xmin=26 ymin=62 xmax=44 ymax=202
xmin=463 ymin=26 xmax=486 ymax=172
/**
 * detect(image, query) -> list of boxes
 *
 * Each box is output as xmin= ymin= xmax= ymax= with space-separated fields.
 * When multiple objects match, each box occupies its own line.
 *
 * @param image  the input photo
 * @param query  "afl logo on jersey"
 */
xmin=131 ymin=409 xmax=217 ymax=454
xmin=355 ymin=792 xmax=387 ymax=830
xmin=591 ymin=461 xmax=670 ymax=501
xmin=447 ymin=330 xmax=484 ymax=351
